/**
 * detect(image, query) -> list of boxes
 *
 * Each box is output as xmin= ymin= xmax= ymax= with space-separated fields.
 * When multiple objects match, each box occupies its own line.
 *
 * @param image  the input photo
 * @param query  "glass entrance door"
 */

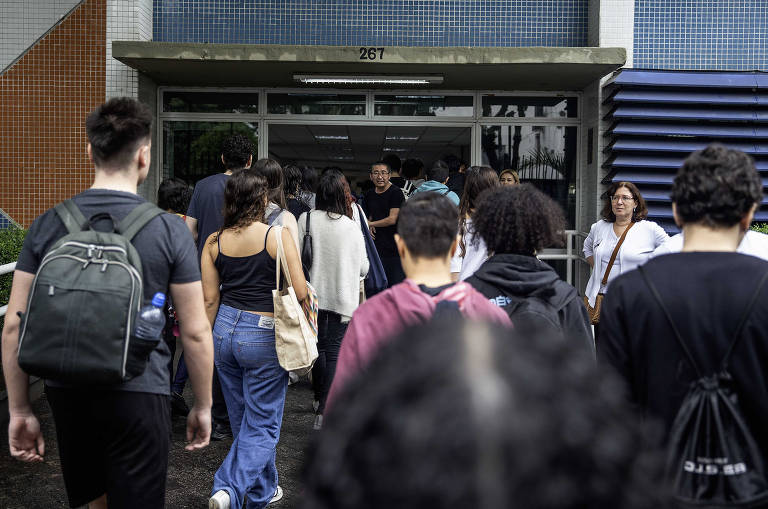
xmin=267 ymin=124 xmax=471 ymax=193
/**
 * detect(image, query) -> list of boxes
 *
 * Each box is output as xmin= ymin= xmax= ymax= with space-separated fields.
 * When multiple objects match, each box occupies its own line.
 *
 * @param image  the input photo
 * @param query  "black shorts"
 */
xmin=45 ymin=386 xmax=171 ymax=508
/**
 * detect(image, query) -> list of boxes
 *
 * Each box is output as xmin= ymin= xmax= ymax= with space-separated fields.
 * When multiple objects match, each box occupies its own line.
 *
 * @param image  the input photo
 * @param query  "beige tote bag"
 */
xmin=273 ymin=226 xmax=318 ymax=375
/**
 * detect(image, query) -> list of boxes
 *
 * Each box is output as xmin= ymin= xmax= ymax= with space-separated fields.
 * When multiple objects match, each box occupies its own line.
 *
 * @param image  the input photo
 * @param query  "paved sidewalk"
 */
xmin=0 ymin=381 xmax=315 ymax=508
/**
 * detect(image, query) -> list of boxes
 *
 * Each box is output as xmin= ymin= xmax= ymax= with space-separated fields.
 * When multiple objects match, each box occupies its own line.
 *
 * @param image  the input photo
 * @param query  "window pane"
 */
xmin=374 ymin=95 xmax=473 ymax=116
xmin=267 ymin=93 xmax=365 ymax=115
xmin=481 ymin=125 xmax=578 ymax=228
xmin=162 ymin=92 xmax=258 ymax=113
xmin=163 ymin=122 xmax=258 ymax=184
xmin=480 ymin=96 xmax=577 ymax=118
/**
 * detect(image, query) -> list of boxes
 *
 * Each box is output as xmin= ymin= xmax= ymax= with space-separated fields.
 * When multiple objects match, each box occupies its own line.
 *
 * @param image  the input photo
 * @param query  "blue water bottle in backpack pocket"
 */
xmin=135 ymin=292 xmax=167 ymax=340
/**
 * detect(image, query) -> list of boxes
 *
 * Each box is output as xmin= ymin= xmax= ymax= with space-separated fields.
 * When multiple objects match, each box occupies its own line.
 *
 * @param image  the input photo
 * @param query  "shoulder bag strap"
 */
xmin=274 ymin=226 xmax=293 ymax=291
xmin=601 ymin=222 xmax=635 ymax=287
xmin=120 ymin=203 xmax=164 ymax=241
xmin=54 ymin=200 xmax=88 ymax=234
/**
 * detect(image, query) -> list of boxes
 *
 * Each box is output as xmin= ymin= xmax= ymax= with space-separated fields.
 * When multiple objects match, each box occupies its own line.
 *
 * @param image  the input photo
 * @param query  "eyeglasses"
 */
xmin=611 ymin=195 xmax=635 ymax=203
xmin=371 ymin=171 xmax=389 ymax=177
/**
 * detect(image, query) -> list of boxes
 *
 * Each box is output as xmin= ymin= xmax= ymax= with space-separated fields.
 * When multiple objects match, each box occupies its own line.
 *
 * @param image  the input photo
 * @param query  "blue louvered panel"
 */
xmin=607 ymin=70 xmax=766 ymax=88
xmin=607 ymin=155 xmax=768 ymax=171
xmin=608 ymin=139 xmax=768 ymax=155
xmin=610 ymin=90 xmax=767 ymax=106
xmin=610 ymin=123 xmax=768 ymax=138
xmin=611 ymin=106 xmax=768 ymax=122
xmin=604 ymin=70 xmax=768 ymax=231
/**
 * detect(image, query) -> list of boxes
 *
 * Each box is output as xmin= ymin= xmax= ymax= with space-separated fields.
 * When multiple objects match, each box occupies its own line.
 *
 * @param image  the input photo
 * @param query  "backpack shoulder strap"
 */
xmin=119 ymin=202 xmax=164 ymax=242
xmin=54 ymin=200 xmax=88 ymax=234
xmin=638 ymin=265 xmax=703 ymax=378
xmin=722 ymin=270 xmax=768 ymax=369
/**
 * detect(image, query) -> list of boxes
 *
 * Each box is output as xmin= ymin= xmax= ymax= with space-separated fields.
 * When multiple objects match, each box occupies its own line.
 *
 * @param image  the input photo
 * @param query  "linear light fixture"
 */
xmin=385 ymin=136 xmax=419 ymax=141
xmin=315 ymin=135 xmax=349 ymax=140
xmin=294 ymin=74 xmax=443 ymax=85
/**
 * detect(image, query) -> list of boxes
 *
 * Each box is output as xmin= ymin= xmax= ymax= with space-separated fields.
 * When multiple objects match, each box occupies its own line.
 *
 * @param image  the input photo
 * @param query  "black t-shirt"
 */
xmin=17 ymin=189 xmax=201 ymax=395
xmin=187 ymin=172 xmax=229 ymax=260
xmin=362 ymin=184 xmax=405 ymax=258
xmin=599 ymin=252 xmax=768 ymax=455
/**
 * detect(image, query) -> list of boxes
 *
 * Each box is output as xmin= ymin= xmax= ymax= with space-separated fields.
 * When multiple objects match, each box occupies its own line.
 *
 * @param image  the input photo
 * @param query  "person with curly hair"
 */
xmin=599 ymin=144 xmax=768 ymax=473
xmin=466 ymin=185 xmax=593 ymax=352
xmin=451 ymin=166 xmax=499 ymax=281
xmin=202 ymin=170 xmax=308 ymax=509
xmin=583 ymin=181 xmax=668 ymax=333
xmin=302 ymin=319 xmax=666 ymax=509
xmin=186 ymin=133 xmax=255 ymax=441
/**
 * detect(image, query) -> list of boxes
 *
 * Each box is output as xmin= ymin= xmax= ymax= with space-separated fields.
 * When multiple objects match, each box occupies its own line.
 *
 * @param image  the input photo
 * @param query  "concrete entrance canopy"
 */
xmin=112 ymin=42 xmax=625 ymax=90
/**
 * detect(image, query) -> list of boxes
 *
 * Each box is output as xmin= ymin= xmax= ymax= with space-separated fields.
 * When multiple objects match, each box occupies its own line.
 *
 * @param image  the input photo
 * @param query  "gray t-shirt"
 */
xmin=16 ymin=189 xmax=201 ymax=395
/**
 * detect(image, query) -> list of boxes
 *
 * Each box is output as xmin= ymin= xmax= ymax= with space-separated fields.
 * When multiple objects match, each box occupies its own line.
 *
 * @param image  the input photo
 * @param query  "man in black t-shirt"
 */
xmin=362 ymin=161 xmax=406 ymax=287
xmin=2 ymin=98 xmax=213 ymax=508
xmin=186 ymin=134 xmax=254 ymax=441
xmin=600 ymin=144 xmax=768 ymax=460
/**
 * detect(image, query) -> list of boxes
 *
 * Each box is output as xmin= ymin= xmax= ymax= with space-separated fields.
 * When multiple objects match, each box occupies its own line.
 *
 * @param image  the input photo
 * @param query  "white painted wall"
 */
xmin=106 ymin=0 xmax=152 ymax=99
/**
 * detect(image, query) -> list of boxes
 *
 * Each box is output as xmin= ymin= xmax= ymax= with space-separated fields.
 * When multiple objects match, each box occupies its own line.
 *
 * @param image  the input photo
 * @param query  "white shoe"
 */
xmin=209 ymin=490 xmax=230 ymax=509
xmin=313 ymin=414 xmax=323 ymax=431
xmin=269 ymin=485 xmax=283 ymax=504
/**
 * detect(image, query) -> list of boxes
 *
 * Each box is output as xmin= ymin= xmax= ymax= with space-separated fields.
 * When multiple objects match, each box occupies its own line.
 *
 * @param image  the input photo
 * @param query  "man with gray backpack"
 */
xmin=1 ymin=98 xmax=213 ymax=509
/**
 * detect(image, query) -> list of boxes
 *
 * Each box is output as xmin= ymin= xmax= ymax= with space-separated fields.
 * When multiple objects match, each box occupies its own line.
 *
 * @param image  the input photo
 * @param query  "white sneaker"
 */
xmin=269 ymin=485 xmax=284 ymax=504
xmin=313 ymin=414 xmax=323 ymax=431
xmin=209 ymin=490 xmax=230 ymax=509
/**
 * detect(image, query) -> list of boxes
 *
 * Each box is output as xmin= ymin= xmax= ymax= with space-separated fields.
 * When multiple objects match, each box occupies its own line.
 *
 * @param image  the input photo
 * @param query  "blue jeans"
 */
xmin=211 ymin=305 xmax=288 ymax=509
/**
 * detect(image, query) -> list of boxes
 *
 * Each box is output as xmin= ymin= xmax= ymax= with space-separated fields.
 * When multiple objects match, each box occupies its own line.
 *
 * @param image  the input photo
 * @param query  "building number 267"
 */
xmin=359 ymin=47 xmax=385 ymax=60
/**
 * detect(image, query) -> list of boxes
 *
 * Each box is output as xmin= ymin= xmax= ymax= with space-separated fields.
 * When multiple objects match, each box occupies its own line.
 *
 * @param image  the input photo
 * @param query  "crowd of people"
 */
xmin=4 ymin=97 xmax=768 ymax=509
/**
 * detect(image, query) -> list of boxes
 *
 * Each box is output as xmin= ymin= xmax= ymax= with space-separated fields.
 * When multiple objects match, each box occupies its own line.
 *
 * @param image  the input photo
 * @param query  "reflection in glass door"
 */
xmin=163 ymin=121 xmax=259 ymax=184
xmin=481 ymin=124 xmax=577 ymax=228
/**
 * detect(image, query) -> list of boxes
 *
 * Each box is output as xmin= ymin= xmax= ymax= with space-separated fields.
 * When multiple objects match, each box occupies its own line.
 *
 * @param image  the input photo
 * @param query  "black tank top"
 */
xmin=214 ymin=226 xmax=276 ymax=313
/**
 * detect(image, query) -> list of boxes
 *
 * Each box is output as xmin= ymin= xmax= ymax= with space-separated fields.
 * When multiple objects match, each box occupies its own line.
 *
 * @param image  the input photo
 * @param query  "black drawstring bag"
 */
xmin=639 ymin=266 xmax=768 ymax=508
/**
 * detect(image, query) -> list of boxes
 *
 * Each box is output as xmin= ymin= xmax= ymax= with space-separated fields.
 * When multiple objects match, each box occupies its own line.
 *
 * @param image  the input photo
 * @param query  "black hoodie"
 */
xmin=466 ymin=254 xmax=595 ymax=355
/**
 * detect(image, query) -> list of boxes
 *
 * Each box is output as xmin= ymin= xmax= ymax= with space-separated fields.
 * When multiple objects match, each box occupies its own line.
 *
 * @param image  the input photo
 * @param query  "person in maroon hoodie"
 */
xmin=325 ymin=193 xmax=511 ymax=412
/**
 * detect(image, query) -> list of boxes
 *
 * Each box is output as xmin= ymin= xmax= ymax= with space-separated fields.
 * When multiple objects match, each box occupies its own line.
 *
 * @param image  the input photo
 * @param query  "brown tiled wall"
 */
xmin=0 ymin=0 xmax=106 ymax=227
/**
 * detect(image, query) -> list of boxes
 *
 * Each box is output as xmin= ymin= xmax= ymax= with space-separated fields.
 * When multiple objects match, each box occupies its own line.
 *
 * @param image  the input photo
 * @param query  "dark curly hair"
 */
xmin=474 ymin=184 xmax=565 ymax=256
xmin=601 ymin=181 xmax=648 ymax=222
xmin=210 ymin=169 xmax=268 ymax=244
xmin=302 ymin=319 xmax=666 ymax=509
xmin=220 ymin=134 xmax=254 ymax=170
xmin=671 ymin=144 xmax=762 ymax=228
xmin=157 ymin=177 xmax=192 ymax=214
xmin=458 ymin=166 xmax=500 ymax=257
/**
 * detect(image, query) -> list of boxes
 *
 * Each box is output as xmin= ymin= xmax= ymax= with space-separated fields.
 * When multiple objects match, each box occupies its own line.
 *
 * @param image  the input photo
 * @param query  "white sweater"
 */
xmin=298 ymin=210 xmax=369 ymax=320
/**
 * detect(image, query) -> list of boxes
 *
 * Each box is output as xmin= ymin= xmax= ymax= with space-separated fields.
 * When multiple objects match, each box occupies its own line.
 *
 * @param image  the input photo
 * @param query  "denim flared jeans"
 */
xmin=211 ymin=304 xmax=288 ymax=509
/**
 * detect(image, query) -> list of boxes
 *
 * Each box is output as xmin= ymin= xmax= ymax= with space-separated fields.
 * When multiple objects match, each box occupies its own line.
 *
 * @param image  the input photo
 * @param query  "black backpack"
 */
xmin=639 ymin=265 xmax=768 ymax=508
xmin=500 ymin=294 xmax=563 ymax=338
xmin=17 ymin=200 xmax=164 ymax=384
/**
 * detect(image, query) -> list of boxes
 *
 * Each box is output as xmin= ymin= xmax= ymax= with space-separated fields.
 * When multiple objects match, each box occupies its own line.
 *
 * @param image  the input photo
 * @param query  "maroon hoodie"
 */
xmin=326 ymin=279 xmax=512 ymax=411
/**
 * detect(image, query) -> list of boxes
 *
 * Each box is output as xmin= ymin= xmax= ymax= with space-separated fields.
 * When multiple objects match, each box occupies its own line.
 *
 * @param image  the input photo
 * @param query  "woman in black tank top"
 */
xmin=200 ymin=170 xmax=307 ymax=509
